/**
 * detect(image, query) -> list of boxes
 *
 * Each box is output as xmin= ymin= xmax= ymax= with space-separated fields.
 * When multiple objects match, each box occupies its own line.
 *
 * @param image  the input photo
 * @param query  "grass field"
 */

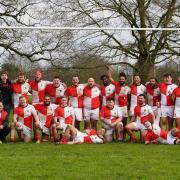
xmin=0 ymin=141 xmax=179 ymax=180
xmin=1 ymin=104 xmax=179 ymax=180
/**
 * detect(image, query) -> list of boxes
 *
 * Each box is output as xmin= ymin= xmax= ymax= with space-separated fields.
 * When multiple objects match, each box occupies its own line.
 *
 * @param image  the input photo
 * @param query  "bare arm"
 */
xmin=106 ymin=65 xmax=114 ymax=83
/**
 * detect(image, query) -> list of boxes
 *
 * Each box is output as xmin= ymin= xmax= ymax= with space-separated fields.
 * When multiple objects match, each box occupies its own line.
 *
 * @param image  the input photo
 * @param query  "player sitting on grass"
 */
xmin=144 ymin=121 xmax=180 ymax=145
xmin=100 ymin=97 xmax=123 ymax=142
xmin=57 ymin=124 xmax=105 ymax=144
xmin=52 ymin=96 xmax=75 ymax=143
xmin=10 ymin=96 xmax=40 ymax=143
xmin=125 ymin=94 xmax=155 ymax=143
xmin=34 ymin=95 xmax=58 ymax=142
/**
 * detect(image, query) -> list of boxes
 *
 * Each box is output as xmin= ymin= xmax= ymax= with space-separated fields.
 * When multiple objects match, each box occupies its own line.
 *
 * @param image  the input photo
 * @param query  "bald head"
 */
xmin=88 ymin=78 xmax=95 ymax=88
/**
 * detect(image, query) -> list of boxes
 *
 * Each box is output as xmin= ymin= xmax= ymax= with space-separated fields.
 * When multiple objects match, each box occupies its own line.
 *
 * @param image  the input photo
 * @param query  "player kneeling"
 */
xmin=10 ymin=96 xmax=40 ymax=143
xmin=144 ymin=121 xmax=180 ymax=145
xmin=100 ymin=97 xmax=123 ymax=142
xmin=58 ymin=124 xmax=105 ymax=144
xmin=34 ymin=95 xmax=58 ymax=142
xmin=52 ymin=96 xmax=75 ymax=142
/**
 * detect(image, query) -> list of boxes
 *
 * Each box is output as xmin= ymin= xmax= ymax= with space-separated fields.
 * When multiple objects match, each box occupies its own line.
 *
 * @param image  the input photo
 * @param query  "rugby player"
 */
xmin=12 ymin=72 xmax=30 ymax=108
xmin=65 ymin=75 xmax=85 ymax=130
xmin=100 ymin=97 xmax=123 ymax=142
xmin=172 ymin=77 xmax=180 ymax=127
xmin=34 ymin=95 xmax=58 ymax=142
xmin=159 ymin=73 xmax=177 ymax=130
xmin=58 ymin=124 xmax=105 ymax=144
xmin=45 ymin=76 xmax=66 ymax=104
xmin=10 ymin=96 xmax=40 ymax=143
xmin=83 ymin=78 xmax=101 ymax=130
xmin=52 ymin=96 xmax=75 ymax=142
xmin=125 ymin=94 xmax=155 ymax=143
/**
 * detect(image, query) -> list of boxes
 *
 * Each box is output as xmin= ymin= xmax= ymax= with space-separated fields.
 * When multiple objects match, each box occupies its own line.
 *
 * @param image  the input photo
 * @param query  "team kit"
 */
xmin=0 ymin=66 xmax=179 ymax=145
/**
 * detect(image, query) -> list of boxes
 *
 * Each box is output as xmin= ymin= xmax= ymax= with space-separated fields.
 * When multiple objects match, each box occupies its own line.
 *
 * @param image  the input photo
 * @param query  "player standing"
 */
xmin=45 ymin=76 xmax=66 ymax=104
xmin=159 ymin=73 xmax=177 ymax=130
xmin=65 ymin=75 xmax=85 ymax=130
xmin=83 ymin=78 xmax=101 ymax=130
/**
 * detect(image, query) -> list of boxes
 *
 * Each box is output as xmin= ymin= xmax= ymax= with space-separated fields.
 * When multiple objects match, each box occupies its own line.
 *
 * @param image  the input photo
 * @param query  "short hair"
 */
xmin=72 ymin=74 xmax=79 ymax=78
xmin=100 ymin=74 xmax=109 ymax=80
xmin=19 ymin=95 xmax=26 ymax=100
xmin=61 ymin=95 xmax=68 ymax=99
xmin=163 ymin=73 xmax=172 ymax=78
xmin=133 ymin=74 xmax=140 ymax=78
xmin=53 ymin=76 xmax=60 ymax=80
xmin=149 ymin=77 xmax=158 ymax=82
xmin=44 ymin=94 xmax=50 ymax=98
xmin=138 ymin=94 xmax=146 ymax=99
xmin=119 ymin=72 xmax=127 ymax=79
xmin=107 ymin=97 xmax=115 ymax=102
xmin=18 ymin=72 xmax=25 ymax=77
xmin=1 ymin=71 xmax=8 ymax=76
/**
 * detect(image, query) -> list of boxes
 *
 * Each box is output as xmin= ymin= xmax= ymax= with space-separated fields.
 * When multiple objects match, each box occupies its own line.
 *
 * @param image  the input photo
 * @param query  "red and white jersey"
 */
xmin=173 ymin=87 xmax=180 ymax=107
xmin=130 ymin=84 xmax=146 ymax=108
xmin=83 ymin=86 xmax=101 ymax=109
xmin=65 ymin=84 xmax=85 ymax=108
xmin=29 ymin=80 xmax=51 ymax=104
xmin=14 ymin=104 xmax=37 ymax=129
xmin=34 ymin=103 xmax=58 ymax=128
xmin=45 ymin=84 xmax=66 ymax=104
xmin=54 ymin=106 xmax=74 ymax=125
xmin=100 ymin=105 xmax=122 ymax=123
xmin=0 ymin=110 xmax=8 ymax=126
xmin=146 ymin=84 xmax=160 ymax=106
xmin=134 ymin=104 xmax=153 ymax=124
xmin=145 ymin=129 xmax=168 ymax=142
xmin=112 ymin=81 xmax=130 ymax=107
xmin=12 ymin=82 xmax=30 ymax=107
xmin=159 ymin=83 xmax=177 ymax=106
xmin=100 ymin=84 xmax=115 ymax=106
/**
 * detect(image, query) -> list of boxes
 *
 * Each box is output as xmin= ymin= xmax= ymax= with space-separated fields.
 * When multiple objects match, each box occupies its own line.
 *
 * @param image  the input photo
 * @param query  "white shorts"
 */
xmin=17 ymin=123 xmax=31 ymax=137
xmin=132 ymin=119 xmax=146 ymax=131
xmin=161 ymin=105 xmax=174 ymax=118
xmin=174 ymin=106 xmax=180 ymax=118
xmin=83 ymin=108 xmax=99 ymax=121
xmin=39 ymin=123 xmax=50 ymax=135
xmin=103 ymin=122 xmax=123 ymax=135
xmin=119 ymin=106 xmax=128 ymax=117
xmin=90 ymin=135 xmax=103 ymax=143
xmin=167 ymin=132 xmax=176 ymax=145
xmin=74 ymin=131 xmax=87 ymax=143
xmin=73 ymin=108 xmax=83 ymax=121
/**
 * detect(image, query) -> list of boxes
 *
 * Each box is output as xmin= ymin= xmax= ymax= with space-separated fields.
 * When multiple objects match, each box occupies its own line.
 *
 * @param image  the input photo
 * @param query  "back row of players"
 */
xmin=0 ymin=66 xmax=179 ymax=144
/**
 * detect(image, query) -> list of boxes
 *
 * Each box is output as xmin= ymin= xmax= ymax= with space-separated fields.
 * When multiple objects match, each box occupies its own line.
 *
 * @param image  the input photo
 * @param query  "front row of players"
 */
xmin=7 ymin=95 xmax=180 ymax=145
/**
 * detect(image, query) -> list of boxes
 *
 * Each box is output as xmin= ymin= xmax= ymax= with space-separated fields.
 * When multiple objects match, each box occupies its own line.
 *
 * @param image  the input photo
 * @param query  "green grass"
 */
xmin=0 ymin=142 xmax=179 ymax=180
xmin=3 ymin=100 xmax=179 ymax=180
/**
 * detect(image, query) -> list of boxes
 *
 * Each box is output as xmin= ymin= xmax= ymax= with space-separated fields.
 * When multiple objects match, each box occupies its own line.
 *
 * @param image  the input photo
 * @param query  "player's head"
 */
xmin=1 ymin=71 xmax=8 ymax=82
xmin=60 ymin=96 xmax=68 ymax=107
xmin=138 ymin=94 xmax=146 ymax=105
xmin=144 ymin=121 xmax=152 ymax=130
xmin=163 ymin=73 xmax=172 ymax=84
xmin=97 ymin=128 xmax=105 ymax=140
xmin=34 ymin=69 xmax=43 ymax=82
xmin=53 ymin=76 xmax=61 ymax=88
xmin=17 ymin=72 xmax=26 ymax=84
xmin=72 ymin=75 xmax=80 ymax=86
xmin=44 ymin=95 xmax=51 ymax=106
xmin=118 ymin=72 xmax=127 ymax=85
xmin=0 ymin=102 xmax=4 ymax=112
xmin=19 ymin=96 xmax=27 ymax=107
xmin=87 ymin=78 xmax=95 ymax=88
xmin=100 ymin=75 xmax=109 ymax=86
xmin=177 ymin=77 xmax=180 ymax=86
xmin=133 ymin=74 xmax=141 ymax=85
xmin=106 ymin=97 xmax=115 ymax=109
xmin=149 ymin=77 xmax=158 ymax=88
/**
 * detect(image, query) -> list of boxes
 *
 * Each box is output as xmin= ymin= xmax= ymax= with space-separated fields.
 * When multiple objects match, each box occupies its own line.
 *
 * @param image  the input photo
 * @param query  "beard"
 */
xmin=119 ymin=81 xmax=125 ymax=85
xmin=44 ymin=102 xmax=50 ymax=106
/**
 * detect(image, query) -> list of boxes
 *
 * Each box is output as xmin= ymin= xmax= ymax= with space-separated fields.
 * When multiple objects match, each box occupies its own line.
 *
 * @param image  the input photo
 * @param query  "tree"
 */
xmin=49 ymin=0 xmax=180 ymax=82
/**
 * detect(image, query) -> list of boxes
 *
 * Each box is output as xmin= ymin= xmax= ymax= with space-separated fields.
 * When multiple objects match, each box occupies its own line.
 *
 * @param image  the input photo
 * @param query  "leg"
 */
xmin=52 ymin=123 xmax=60 ymax=142
xmin=115 ymin=122 xmax=124 ymax=141
xmin=160 ymin=117 xmax=168 ymax=131
xmin=24 ymin=135 xmax=31 ymax=143
xmin=167 ymin=117 xmax=174 ymax=131
xmin=125 ymin=122 xmax=138 ymax=143
xmin=140 ymin=130 xmax=147 ymax=143
xmin=0 ymin=126 xmax=10 ymax=142
xmin=122 ymin=117 xmax=127 ymax=140
xmin=10 ymin=122 xmax=16 ymax=142
xmin=92 ymin=120 xmax=97 ymax=130
xmin=105 ymin=134 xmax=113 ymax=142
xmin=75 ymin=120 xmax=80 ymax=130
xmin=84 ymin=121 xmax=90 ymax=130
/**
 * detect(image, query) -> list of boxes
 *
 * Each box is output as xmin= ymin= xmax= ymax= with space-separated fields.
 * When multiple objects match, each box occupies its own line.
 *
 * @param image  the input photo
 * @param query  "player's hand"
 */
xmin=156 ymin=102 xmax=161 ymax=108
xmin=35 ymin=122 xmax=40 ymax=128
xmin=0 ymin=125 xmax=3 ymax=130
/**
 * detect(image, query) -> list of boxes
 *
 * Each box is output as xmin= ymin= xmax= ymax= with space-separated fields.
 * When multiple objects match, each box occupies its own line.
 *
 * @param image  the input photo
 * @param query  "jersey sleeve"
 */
xmin=65 ymin=87 xmax=70 ymax=96
xmin=14 ymin=107 xmax=19 ymax=115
